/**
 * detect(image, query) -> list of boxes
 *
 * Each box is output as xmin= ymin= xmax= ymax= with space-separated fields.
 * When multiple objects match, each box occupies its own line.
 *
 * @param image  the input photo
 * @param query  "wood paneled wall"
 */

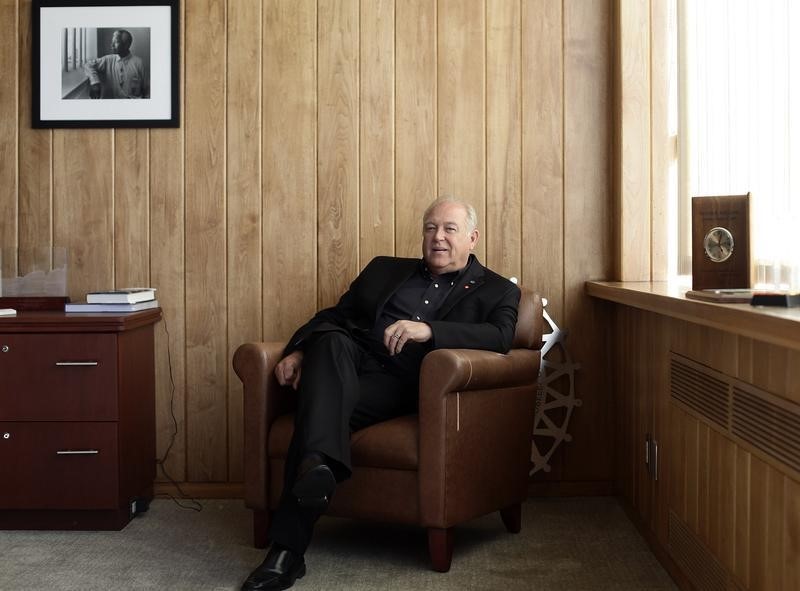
xmin=1 ymin=0 xmax=612 ymax=490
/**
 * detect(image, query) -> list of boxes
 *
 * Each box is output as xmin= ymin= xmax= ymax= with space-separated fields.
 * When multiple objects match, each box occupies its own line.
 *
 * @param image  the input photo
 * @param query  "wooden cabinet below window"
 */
xmin=589 ymin=281 xmax=800 ymax=591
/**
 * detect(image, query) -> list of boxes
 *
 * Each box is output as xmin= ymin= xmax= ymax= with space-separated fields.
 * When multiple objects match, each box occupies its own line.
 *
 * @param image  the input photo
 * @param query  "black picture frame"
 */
xmin=32 ymin=0 xmax=179 ymax=128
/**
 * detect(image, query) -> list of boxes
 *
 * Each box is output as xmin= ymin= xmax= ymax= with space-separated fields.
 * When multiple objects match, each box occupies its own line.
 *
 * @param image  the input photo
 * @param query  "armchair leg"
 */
xmin=500 ymin=503 xmax=522 ymax=533
xmin=253 ymin=509 xmax=270 ymax=549
xmin=427 ymin=527 xmax=454 ymax=572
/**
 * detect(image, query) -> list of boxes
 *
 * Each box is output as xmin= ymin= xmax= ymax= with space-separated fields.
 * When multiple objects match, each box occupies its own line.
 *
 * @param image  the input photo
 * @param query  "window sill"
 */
xmin=585 ymin=281 xmax=800 ymax=352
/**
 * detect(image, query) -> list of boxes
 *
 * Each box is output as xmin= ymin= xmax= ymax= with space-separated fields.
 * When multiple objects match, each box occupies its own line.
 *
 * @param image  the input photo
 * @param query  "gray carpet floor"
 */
xmin=0 ymin=497 xmax=677 ymax=591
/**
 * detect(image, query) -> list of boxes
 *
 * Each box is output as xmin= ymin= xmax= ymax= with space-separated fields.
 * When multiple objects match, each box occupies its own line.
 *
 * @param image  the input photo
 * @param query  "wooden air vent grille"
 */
xmin=668 ymin=511 xmax=727 ymax=591
xmin=731 ymin=384 xmax=800 ymax=474
xmin=670 ymin=352 xmax=800 ymax=478
xmin=670 ymin=356 xmax=728 ymax=428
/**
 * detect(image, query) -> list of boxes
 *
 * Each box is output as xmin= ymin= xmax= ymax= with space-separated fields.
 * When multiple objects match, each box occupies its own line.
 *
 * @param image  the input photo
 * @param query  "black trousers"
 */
xmin=268 ymin=330 xmax=418 ymax=554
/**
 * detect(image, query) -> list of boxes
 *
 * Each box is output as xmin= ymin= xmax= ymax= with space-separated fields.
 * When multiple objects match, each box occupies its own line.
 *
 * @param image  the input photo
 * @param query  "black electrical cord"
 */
xmin=155 ymin=311 xmax=202 ymax=512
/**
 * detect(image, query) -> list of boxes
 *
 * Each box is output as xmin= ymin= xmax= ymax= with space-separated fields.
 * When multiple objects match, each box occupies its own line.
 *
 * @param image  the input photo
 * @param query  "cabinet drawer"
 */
xmin=0 ymin=333 xmax=117 ymax=420
xmin=0 ymin=422 xmax=119 ymax=510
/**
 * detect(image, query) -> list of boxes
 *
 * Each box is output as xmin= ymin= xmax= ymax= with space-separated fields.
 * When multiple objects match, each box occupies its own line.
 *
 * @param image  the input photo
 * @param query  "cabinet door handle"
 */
xmin=56 ymin=450 xmax=99 ymax=455
xmin=55 ymin=361 xmax=99 ymax=367
xmin=653 ymin=440 xmax=659 ymax=481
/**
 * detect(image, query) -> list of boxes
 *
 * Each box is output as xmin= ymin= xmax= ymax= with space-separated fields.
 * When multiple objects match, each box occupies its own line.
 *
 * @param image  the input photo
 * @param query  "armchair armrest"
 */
xmin=420 ymin=348 xmax=539 ymax=395
xmin=233 ymin=342 xmax=295 ymax=509
xmin=418 ymin=348 xmax=540 ymax=526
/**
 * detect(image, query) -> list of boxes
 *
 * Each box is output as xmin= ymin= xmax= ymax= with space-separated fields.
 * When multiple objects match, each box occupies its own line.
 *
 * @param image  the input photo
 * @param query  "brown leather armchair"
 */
xmin=233 ymin=288 xmax=543 ymax=572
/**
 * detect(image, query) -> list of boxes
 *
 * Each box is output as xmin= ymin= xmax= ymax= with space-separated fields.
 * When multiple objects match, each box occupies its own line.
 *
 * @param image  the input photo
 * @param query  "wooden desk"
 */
xmin=0 ymin=309 xmax=161 ymax=530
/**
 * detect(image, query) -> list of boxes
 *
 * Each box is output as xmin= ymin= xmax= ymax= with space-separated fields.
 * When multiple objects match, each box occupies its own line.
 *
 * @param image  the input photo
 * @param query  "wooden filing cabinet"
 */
xmin=0 ymin=309 xmax=161 ymax=530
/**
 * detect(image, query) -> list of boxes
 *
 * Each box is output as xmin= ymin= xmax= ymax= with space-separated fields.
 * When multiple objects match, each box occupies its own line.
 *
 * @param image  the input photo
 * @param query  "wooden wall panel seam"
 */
xmin=355 ymin=0 xmax=361 ymax=280
xmin=223 ymin=0 xmax=229 ymax=486
xmin=111 ymin=130 xmax=116 ymax=285
xmin=180 ymin=0 xmax=188 ymax=484
xmin=518 ymin=0 xmax=524 ymax=283
xmin=50 ymin=127 xmax=53 ymax=249
xmin=561 ymin=0 xmax=566 ymax=310
xmin=4 ymin=0 xmax=15 ymax=259
xmin=483 ymin=0 xmax=488 ymax=255
xmin=392 ymin=0 xmax=397 ymax=257
xmin=435 ymin=0 xmax=439 ymax=198
xmin=648 ymin=0 xmax=654 ymax=279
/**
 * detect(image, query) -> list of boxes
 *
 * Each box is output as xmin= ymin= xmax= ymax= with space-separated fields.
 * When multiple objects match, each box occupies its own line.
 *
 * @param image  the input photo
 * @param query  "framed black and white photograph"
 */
xmin=32 ymin=0 xmax=179 ymax=128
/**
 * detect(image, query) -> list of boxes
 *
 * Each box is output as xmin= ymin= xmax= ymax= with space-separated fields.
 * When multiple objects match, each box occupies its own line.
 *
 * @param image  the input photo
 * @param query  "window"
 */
xmin=676 ymin=0 xmax=800 ymax=289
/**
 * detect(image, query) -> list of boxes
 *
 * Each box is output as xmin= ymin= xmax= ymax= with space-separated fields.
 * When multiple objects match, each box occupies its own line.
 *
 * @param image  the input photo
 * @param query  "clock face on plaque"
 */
xmin=703 ymin=226 xmax=734 ymax=262
xmin=691 ymin=194 xmax=751 ymax=290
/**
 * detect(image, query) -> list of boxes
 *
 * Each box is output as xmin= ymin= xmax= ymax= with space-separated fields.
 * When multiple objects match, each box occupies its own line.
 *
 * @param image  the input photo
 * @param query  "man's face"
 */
xmin=421 ymin=202 xmax=479 ymax=275
xmin=111 ymin=32 xmax=129 ymax=55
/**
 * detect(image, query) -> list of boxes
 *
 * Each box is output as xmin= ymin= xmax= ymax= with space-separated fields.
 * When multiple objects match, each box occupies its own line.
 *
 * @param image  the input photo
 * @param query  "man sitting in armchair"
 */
xmin=241 ymin=196 xmax=521 ymax=591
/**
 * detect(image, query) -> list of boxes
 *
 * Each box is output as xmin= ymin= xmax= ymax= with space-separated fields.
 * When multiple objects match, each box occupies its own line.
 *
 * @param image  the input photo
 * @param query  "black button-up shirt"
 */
xmin=362 ymin=258 xmax=472 ymax=380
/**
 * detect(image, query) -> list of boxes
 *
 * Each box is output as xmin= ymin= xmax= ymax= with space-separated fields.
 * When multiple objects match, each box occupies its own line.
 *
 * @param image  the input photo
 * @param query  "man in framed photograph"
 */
xmin=84 ymin=29 xmax=149 ymax=99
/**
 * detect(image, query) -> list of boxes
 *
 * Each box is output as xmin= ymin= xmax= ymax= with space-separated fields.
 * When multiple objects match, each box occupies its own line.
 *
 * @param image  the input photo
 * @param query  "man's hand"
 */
xmin=384 ymin=320 xmax=432 ymax=356
xmin=275 ymin=350 xmax=304 ymax=390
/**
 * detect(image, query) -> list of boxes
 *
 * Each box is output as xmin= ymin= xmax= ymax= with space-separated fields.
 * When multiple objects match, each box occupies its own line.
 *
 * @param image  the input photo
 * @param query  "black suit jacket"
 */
xmin=285 ymin=255 xmax=520 ymax=358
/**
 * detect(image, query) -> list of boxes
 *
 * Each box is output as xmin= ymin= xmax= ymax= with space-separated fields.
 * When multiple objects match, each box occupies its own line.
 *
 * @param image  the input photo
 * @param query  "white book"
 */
xmin=65 ymin=299 xmax=159 ymax=313
xmin=0 ymin=308 xmax=17 ymax=317
xmin=86 ymin=287 xmax=156 ymax=304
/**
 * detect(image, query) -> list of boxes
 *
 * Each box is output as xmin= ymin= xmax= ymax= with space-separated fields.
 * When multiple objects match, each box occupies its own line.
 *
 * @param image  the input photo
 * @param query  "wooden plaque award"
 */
xmin=691 ymin=194 xmax=751 ymax=291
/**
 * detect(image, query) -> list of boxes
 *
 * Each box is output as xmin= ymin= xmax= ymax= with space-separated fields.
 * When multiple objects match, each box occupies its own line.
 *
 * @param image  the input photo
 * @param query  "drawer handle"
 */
xmin=55 ymin=361 xmax=99 ymax=367
xmin=56 ymin=450 xmax=99 ymax=455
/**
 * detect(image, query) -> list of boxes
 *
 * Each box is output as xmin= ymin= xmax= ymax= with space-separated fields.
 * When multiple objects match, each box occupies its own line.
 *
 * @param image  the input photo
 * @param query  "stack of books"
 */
xmin=65 ymin=288 xmax=158 ymax=313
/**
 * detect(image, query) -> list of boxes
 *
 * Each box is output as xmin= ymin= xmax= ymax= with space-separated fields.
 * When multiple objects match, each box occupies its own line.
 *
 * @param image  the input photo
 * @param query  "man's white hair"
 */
xmin=422 ymin=196 xmax=478 ymax=233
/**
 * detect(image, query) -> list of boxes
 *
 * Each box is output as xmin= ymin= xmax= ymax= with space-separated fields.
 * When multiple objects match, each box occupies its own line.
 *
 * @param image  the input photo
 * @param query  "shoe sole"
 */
xmin=292 ymin=465 xmax=336 ymax=509
xmin=241 ymin=562 xmax=305 ymax=591
xmin=278 ymin=563 xmax=306 ymax=591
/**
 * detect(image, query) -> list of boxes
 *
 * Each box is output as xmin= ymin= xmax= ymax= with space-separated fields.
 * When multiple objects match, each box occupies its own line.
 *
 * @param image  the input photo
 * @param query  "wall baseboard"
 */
xmin=154 ymin=482 xmax=244 ymax=499
xmin=154 ymin=480 xmax=611 ymax=500
xmin=528 ymin=480 xmax=614 ymax=497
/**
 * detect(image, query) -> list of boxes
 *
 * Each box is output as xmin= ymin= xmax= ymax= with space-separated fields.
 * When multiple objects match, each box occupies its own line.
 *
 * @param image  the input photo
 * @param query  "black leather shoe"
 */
xmin=241 ymin=544 xmax=306 ymax=591
xmin=292 ymin=452 xmax=336 ymax=509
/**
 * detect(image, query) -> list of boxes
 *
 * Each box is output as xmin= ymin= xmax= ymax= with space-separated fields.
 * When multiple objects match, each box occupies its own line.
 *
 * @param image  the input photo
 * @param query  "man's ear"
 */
xmin=469 ymin=229 xmax=479 ymax=250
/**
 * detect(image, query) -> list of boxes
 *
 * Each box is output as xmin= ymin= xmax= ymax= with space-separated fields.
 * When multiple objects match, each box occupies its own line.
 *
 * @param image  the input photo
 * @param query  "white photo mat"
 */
xmin=37 ymin=4 xmax=174 ymax=123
